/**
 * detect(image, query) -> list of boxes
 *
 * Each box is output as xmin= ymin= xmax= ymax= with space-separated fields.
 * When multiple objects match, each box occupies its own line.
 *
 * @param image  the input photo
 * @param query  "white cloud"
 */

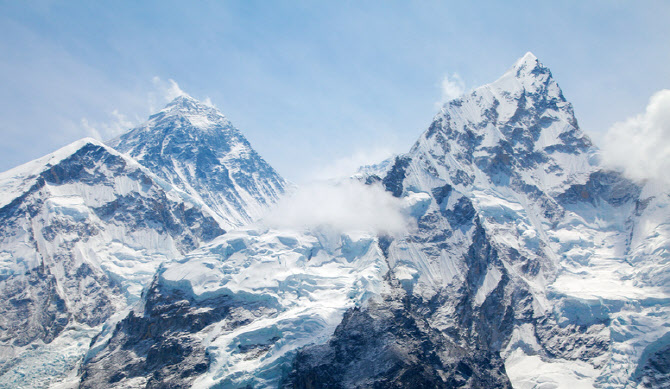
xmin=261 ymin=180 xmax=410 ymax=235
xmin=80 ymin=117 xmax=102 ymax=140
xmin=148 ymin=76 xmax=215 ymax=107
xmin=80 ymin=77 xmax=218 ymax=142
xmin=311 ymin=148 xmax=395 ymax=180
xmin=601 ymin=89 xmax=670 ymax=186
xmin=166 ymin=79 xmax=187 ymax=100
xmin=80 ymin=109 xmax=135 ymax=140
xmin=436 ymin=73 xmax=465 ymax=108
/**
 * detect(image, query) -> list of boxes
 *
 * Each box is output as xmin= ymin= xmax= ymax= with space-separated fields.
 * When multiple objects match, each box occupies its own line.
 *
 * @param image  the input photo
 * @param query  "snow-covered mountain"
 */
xmin=77 ymin=53 xmax=670 ymax=388
xmin=0 ymin=96 xmax=290 ymax=388
xmin=0 ymin=139 xmax=224 ymax=387
xmin=108 ymin=95 xmax=287 ymax=230
xmin=368 ymin=52 xmax=670 ymax=387
xmin=1 ymin=53 xmax=668 ymax=388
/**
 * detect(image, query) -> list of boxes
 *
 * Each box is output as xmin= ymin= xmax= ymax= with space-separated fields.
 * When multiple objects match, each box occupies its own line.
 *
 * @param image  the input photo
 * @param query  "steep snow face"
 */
xmin=380 ymin=53 xmax=597 ymax=298
xmin=108 ymin=96 xmax=287 ymax=230
xmin=79 ymin=227 xmax=389 ymax=388
xmin=375 ymin=53 xmax=670 ymax=387
xmin=0 ymin=139 xmax=223 ymax=387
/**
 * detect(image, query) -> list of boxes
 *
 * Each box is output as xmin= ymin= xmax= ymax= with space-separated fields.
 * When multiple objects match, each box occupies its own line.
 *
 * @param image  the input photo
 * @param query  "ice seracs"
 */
xmin=80 ymin=227 xmax=390 ymax=388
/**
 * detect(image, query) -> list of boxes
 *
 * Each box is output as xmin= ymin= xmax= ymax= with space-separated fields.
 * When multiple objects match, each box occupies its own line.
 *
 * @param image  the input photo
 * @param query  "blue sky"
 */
xmin=1 ymin=1 xmax=668 ymax=182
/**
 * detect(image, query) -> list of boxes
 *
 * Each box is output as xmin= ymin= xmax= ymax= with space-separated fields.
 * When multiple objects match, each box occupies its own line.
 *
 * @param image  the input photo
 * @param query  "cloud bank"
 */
xmin=261 ymin=180 xmax=409 ymax=235
xmin=600 ymin=89 xmax=670 ymax=186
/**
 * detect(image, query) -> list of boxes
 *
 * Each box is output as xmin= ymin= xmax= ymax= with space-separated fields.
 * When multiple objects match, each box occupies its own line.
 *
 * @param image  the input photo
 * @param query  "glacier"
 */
xmin=0 ymin=52 xmax=668 ymax=388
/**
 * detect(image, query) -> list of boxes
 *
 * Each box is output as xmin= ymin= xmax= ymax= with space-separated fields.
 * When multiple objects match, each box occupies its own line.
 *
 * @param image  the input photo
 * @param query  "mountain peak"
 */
xmin=486 ymin=51 xmax=559 ymax=100
xmin=108 ymin=92 xmax=287 ymax=230
xmin=161 ymin=94 xmax=217 ymax=115
xmin=415 ymin=51 xmax=593 ymax=196
xmin=165 ymin=94 xmax=198 ymax=108
xmin=144 ymin=94 xmax=231 ymax=132
xmin=513 ymin=51 xmax=539 ymax=72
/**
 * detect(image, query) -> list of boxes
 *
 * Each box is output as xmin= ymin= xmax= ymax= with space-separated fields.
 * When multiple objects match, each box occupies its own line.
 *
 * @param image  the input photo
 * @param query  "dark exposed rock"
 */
xmin=382 ymin=156 xmax=411 ymax=198
xmin=635 ymin=332 xmax=670 ymax=388
xmin=0 ymin=141 xmax=227 ymax=385
xmin=558 ymin=170 xmax=641 ymax=207
xmin=79 ymin=275 xmax=279 ymax=388
xmin=285 ymin=291 xmax=512 ymax=389
xmin=0 ymin=267 xmax=69 ymax=349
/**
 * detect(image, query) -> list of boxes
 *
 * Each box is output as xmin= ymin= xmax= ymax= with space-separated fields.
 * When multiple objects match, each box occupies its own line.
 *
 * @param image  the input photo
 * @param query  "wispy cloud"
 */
xmin=436 ymin=73 xmax=465 ymax=108
xmin=261 ymin=180 xmax=409 ymax=235
xmin=310 ymin=148 xmax=395 ymax=180
xmin=81 ymin=109 xmax=135 ymax=140
xmin=600 ymin=89 xmax=670 ymax=186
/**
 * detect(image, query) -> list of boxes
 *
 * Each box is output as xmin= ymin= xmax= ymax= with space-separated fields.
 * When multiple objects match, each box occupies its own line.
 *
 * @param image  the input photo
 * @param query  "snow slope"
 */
xmin=74 ymin=53 xmax=670 ymax=389
xmin=77 ymin=52 xmax=670 ymax=388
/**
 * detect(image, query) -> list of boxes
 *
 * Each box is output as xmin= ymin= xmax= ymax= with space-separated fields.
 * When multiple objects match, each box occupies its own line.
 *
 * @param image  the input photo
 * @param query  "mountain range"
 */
xmin=0 ymin=53 xmax=667 ymax=388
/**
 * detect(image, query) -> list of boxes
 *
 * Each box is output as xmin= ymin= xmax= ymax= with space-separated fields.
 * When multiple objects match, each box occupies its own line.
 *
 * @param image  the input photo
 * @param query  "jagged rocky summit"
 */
xmin=1 ymin=53 xmax=668 ymax=389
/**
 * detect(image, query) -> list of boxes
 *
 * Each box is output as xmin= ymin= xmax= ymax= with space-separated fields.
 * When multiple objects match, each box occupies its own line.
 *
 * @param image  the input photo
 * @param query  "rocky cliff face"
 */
xmin=348 ymin=53 xmax=669 ymax=387
xmin=0 ymin=93 xmax=294 ymax=387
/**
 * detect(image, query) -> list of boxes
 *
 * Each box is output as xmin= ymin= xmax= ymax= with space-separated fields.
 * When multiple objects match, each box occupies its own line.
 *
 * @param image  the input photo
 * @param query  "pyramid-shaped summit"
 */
xmin=151 ymin=94 xmax=229 ymax=127
xmin=108 ymin=95 xmax=287 ymax=229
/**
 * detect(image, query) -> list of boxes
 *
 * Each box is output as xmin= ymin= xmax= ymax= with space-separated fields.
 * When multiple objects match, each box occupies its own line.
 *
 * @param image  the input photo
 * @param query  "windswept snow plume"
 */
xmin=162 ymin=77 xmax=187 ymax=100
xmin=202 ymin=96 xmax=216 ymax=107
xmin=262 ymin=180 xmax=409 ymax=235
xmin=601 ymin=89 xmax=670 ymax=186
xmin=148 ymin=77 xmax=188 ymax=111
xmin=436 ymin=73 xmax=465 ymax=108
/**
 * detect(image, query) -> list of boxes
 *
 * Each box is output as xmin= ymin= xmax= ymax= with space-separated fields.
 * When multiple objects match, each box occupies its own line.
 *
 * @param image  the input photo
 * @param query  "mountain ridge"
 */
xmin=81 ymin=53 xmax=669 ymax=388
xmin=0 ymin=53 xmax=667 ymax=388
